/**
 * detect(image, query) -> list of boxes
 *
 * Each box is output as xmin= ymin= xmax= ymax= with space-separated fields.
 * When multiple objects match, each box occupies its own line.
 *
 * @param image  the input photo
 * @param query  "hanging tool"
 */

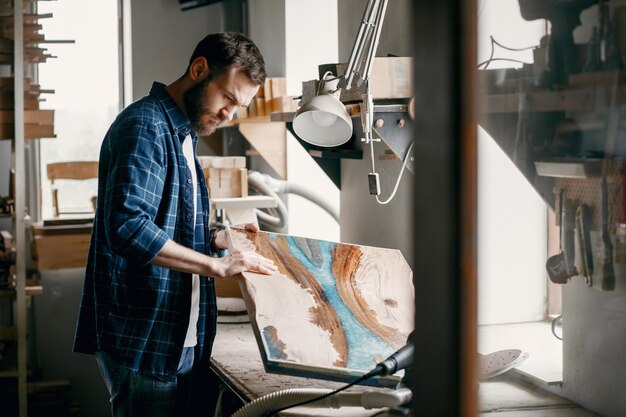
xmin=596 ymin=176 xmax=616 ymax=291
xmin=576 ymin=204 xmax=594 ymax=287
xmin=614 ymin=165 xmax=626 ymax=263
xmin=546 ymin=190 xmax=579 ymax=283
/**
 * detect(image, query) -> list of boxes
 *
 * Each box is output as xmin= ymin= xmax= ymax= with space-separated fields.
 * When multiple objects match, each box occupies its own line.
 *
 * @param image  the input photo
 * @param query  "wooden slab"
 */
xmin=229 ymin=228 xmax=415 ymax=386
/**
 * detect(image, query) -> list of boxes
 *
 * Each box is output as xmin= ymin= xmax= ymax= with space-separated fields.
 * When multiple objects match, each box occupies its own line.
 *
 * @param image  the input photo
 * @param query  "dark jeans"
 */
xmin=95 ymin=347 xmax=195 ymax=417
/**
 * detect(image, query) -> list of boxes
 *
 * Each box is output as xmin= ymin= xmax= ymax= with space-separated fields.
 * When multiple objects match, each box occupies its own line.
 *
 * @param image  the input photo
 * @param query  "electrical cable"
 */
xmin=490 ymin=35 xmax=535 ymax=52
xmin=479 ymin=35 xmax=535 ymax=70
xmin=262 ymin=343 xmax=414 ymax=417
xmin=264 ymin=368 xmax=380 ymax=417
xmin=477 ymin=57 xmax=532 ymax=69
xmin=370 ymin=139 xmax=415 ymax=205
xmin=551 ymin=315 xmax=563 ymax=340
xmin=482 ymin=33 xmax=496 ymax=70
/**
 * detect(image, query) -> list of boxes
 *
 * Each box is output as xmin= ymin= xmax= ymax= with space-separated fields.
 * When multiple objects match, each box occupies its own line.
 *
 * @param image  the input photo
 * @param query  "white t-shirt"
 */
xmin=182 ymin=134 xmax=200 ymax=347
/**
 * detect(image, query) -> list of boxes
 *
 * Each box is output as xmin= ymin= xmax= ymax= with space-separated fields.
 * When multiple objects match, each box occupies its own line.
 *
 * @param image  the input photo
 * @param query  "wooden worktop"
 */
xmin=210 ymin=320 xmax=393 ymax=417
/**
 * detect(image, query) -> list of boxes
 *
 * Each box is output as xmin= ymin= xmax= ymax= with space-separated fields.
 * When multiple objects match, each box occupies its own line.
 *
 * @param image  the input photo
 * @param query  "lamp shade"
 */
xmin=292 ymin=93 xmax=353 ymax=147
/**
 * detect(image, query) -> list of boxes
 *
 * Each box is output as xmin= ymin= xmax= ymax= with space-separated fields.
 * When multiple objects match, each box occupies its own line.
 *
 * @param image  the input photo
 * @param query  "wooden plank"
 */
xmin=0 ymin=123 xmax=53 ymax=139
xmin=229 ymin=229 xmax=414 ymax=386
xmin=238 ymin=122 xmax=287 ymax=179
xmin=270 ymin=77 xmax=286 ymax=98
xmin=25 ymin=285 xmax=42 ymax=296
xmin=0 ymin=109 xmax=53 ymax=124
xmin=33 ymin=232 xmax=91 ymax=270
xmin=0 ymin=229 xmax=13 ymax=250
xmin=210 ymin=195 xmax=276 ymax=211
xmin=0 ymin=326 xmax=16 ymax=340
xmin=479 ymin=85 xmax=626 ymax=114
xmin=46 ymin=161 xmax=98 ymax=181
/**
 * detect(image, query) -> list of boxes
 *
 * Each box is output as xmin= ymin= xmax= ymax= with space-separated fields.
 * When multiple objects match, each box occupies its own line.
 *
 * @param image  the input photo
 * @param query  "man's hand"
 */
xmin=215 ymin=248 xmax=277 ymax=278
xmin=214 ymin=223 xmax=258 ymax=250
xmin=211 ymin=223 xmax=276 ymax=278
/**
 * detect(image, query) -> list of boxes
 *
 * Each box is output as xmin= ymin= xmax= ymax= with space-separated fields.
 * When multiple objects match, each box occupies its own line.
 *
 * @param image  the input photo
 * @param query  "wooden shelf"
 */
xmin=210 ymin=195 xmax=277 ymax=211
xmin=0 ymin=368 xmax=19 ymax=378
xmin=534 ymin=159 xmax=605 ymax=179
xmin=0 ymin=285 xmax=43 ymax=297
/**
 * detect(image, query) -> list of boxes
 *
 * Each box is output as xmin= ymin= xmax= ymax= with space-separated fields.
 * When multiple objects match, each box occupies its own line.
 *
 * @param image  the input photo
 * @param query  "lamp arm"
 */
xmin=362 ymin=0 xmax=388 ymax=86
xmin=343 ymin=0 xmax=381 ymax=91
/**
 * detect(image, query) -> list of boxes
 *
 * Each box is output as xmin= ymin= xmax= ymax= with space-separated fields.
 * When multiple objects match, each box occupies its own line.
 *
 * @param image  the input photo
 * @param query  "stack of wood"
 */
xmin=236 ymin=77 xmax=298 ymax=119
xmin=199 ymin=156 xmax=248 ymax=198
xmin=0 ymin=9 xmax=61 ymax=141
xmin=0 ymin=78 xmax=54 ymax=138
xmin=0 ymin=13 xmax=57 ymax=64
xmin=0 ymin=77 xmax=44 ymax=109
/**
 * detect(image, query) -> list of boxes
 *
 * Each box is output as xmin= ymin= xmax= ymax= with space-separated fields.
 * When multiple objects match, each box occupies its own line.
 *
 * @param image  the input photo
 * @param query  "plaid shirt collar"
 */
xmin=150 ymin=81 xmax=195 ymax=144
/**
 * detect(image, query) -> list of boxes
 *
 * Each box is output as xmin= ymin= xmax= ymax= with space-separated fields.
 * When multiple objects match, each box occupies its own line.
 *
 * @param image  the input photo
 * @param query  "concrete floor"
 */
xmin=479 ymin=374 xmax=599 ymax=417
xmin=477 ymin=321 xmax=599 ymax=416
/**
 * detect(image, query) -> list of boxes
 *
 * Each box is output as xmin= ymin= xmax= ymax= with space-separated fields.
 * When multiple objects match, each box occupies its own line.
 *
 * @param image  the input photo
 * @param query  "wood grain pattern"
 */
xmin=229 ymin=229 xmax=414 ymax=385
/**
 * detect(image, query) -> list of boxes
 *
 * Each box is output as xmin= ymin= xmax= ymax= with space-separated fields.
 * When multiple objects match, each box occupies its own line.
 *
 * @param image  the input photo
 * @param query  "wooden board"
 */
xmin=229 ymin=228 xmax=415 ymax=386
xmin=32 ymin=232 xmax=91 ymax=270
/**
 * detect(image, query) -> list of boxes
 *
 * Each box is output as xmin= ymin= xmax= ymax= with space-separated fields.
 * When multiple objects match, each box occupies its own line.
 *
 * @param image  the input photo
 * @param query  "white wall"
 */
xmin=477 ymin=127 xmax=548 ymax=324
xmin=477 ymin=0 xmax=548 ymax=325
xmin=130 ymin=0 xmax=225 ymax=100
xmin=284 ymin=0 xmax=340 ymax=242
xmin=248 ymin=0 xmax=286 ymax=77
xmin=338 ymin=0 xmax=414 ymax=267
xmin=249 ymin=0 xmax=340 ymax=242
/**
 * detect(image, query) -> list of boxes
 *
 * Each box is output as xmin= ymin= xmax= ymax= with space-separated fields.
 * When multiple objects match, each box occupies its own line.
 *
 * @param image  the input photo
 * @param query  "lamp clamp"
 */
xmin=361 ymin=137 xmax=381 ymax=144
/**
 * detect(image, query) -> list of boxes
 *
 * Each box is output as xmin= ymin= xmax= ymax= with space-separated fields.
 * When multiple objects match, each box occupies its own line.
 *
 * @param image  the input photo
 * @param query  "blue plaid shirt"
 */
xmin=73 ymin=82 xmax=217 ymax=381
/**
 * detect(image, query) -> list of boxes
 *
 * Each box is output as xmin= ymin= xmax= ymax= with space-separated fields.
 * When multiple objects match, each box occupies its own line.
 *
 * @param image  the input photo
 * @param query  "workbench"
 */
xmin=211 ymin=320 xmax=600 ymax=417
xmin=210 ymin=321 xmax=398 ymax=417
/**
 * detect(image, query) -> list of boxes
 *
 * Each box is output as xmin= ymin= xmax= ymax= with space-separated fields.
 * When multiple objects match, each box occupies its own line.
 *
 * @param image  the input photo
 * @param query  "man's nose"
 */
xmin=220 ymin=106 xmax=236 ymax=121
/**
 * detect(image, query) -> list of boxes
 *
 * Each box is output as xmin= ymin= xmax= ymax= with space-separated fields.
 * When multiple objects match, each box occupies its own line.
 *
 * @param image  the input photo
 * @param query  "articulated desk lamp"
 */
xmin=292 ymin=0 xmax=413 ymax=204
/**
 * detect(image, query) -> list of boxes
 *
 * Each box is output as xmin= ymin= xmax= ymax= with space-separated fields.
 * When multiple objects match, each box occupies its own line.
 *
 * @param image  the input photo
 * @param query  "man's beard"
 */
xmin=183 ymin=78 xmax=224 ymax=136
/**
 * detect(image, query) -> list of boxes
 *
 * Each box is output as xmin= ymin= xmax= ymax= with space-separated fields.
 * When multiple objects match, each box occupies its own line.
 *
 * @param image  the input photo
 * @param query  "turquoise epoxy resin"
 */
xmin=284 ymin=235 xmax=394 ymax=370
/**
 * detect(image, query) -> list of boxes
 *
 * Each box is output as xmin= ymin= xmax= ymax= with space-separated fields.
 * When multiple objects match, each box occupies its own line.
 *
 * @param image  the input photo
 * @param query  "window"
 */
xmin=477 ymin=0 xmax=563 ymax=384
xmin=38 ymin=0 xmax=121 ymax=220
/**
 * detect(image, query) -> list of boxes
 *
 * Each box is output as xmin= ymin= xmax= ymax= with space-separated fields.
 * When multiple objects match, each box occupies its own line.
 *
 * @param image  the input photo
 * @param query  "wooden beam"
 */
xmin=238 ymin=122 xmax=287 ymax=179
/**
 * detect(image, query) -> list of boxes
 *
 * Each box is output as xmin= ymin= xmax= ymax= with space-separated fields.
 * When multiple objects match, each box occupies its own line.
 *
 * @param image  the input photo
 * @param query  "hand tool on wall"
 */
xmin=596 ymin=176 xmax=616 ymax=291
xmin=576 ymin=204 xmax=594 ymax=287
xmin=562 ymin=198 xmax=578 ymax=277
xmin=614 ymin=166 xmax=626 ymax=263
xmin=546 ymin=190 xmax=579 ymax=284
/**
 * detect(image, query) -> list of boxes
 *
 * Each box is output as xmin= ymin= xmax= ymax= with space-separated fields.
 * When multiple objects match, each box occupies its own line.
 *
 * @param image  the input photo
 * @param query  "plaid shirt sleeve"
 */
xmin=102 ymin=114 xmax=170 ymax=265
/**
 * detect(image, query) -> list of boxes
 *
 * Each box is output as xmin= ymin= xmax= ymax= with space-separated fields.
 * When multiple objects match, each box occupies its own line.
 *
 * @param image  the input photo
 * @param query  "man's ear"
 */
xmin=189 ymin=56 xmax=209 ymax=82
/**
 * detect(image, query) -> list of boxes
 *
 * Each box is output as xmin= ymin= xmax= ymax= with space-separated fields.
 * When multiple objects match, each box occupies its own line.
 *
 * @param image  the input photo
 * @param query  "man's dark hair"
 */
xmin=186 ymin=32 xmax=266 ymax=85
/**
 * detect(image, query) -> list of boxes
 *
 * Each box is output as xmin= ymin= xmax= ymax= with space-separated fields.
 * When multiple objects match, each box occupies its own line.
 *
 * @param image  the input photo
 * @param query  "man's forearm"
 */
xmin=152 ymin=239 xmax=224 ymax=277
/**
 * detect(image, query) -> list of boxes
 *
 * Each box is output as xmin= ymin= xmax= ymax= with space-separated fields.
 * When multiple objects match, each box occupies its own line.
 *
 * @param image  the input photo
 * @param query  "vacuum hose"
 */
xmin=247 ymin=171 xmax=289 ymax=232
xmin=231 ymin=387 xmax=412 ymax=417
xmin=231 ymin=389 xmax=332 ymax=417
xmin=247 ymin=171 xmax=340 ymax=232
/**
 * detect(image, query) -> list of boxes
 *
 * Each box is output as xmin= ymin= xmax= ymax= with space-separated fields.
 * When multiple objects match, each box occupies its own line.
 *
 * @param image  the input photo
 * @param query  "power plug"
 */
xmin=368 ymin=172 xmax=380 ymax=196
